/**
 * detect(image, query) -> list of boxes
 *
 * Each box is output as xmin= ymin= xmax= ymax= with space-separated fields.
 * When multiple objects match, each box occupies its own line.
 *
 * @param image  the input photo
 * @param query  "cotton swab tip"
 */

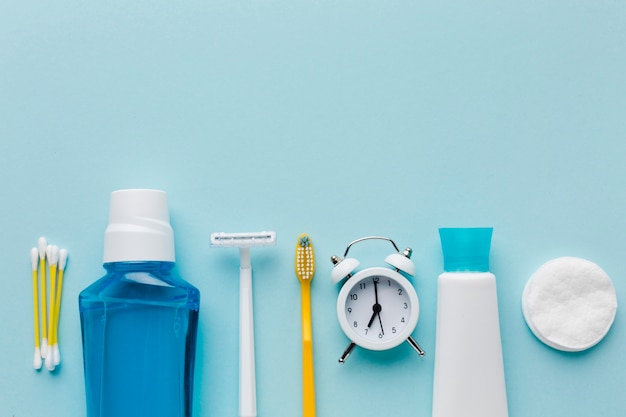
xmin=38 ymin=237 xmax=47 ymax=259
xmin=33 ymin=348 xmax=42 ymax=370
xmin=53 ymin=345 xmax=61 ymax=366
xmin=59 ymin=249 xmax=68 ymax=270
xmin=45 ymin=352 xmax=55 ymax=371
xmin=41 ymin=338 xmax=48 ymax=358
xmin=30 ymin=247 xmax=39 ymax=271
xmin=47 ymin=245 xmax=59 ymax=265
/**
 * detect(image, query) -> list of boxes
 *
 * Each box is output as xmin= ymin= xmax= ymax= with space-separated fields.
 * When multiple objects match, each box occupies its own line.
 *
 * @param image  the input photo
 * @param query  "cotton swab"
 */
xmin=52 ymin=248 xmax=67 ymax=367
xmin=30 ymin=248 xmax=42 ymax=370
xmin=45 ymin=245 xmax=59 ymax=371
xmin=38 ymin=237 xmax=48 ymax=359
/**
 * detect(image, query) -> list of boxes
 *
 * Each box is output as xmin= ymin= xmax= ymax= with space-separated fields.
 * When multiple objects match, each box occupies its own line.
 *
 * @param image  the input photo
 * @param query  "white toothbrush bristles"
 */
xmin=30 ymin=247 xmax=42 ymax=370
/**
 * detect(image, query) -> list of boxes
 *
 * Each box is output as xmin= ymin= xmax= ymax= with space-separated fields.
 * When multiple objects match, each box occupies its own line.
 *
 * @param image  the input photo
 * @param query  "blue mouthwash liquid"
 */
xmin=79 ymin=262 xmax=199 ymax=417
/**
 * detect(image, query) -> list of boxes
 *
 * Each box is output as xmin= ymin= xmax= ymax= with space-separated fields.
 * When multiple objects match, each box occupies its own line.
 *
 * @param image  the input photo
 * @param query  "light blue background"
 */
xmin=1 ymin=1 xmax=625 ymax=416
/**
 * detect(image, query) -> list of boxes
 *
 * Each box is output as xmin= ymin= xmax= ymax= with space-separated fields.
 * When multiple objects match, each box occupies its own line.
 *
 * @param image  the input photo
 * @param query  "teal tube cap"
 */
xmin=439 ymin=227 xmax=493 ymax=272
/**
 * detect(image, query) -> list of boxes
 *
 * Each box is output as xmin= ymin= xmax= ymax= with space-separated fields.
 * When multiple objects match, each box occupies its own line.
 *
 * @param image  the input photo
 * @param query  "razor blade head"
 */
xmin=210 ymin=231 xmax=277 ymax=248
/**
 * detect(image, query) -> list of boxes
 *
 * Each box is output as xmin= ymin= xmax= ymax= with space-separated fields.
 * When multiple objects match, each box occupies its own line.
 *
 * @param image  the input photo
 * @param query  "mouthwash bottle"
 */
xmin=79 ymin=189 xmax=200 ymax=417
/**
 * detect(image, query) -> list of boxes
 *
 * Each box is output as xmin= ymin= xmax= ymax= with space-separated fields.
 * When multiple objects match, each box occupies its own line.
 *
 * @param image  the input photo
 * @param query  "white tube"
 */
xmin=432 ymin=228 xmax=508 ymax=417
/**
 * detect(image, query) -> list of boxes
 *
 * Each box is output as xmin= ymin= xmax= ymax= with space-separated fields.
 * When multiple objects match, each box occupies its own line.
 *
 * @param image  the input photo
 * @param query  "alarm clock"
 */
xmin=331 ymin=236 xmax=425 ymax=363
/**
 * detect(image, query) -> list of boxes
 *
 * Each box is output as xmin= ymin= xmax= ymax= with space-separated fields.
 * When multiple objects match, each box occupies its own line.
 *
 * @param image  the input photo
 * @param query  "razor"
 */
xmin=210 ymin=231 xmax=277 ymax=417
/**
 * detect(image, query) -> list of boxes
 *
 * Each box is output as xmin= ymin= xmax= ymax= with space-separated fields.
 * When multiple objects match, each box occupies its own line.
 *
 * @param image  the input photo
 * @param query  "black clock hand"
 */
xmin=367 ymin=309 xmax=377 ymax=328
xmin=367 ymin=279 xmax=384 ymax=332
xmin=373 ymin=279 xmax=383 ymax=334
xmin=367 ymin=278 xmax=380 ymax=328
xmin=367 ymin=303 xmax=381 ymax=328
xmin=373 ymin=278 xmax=380 ymax=304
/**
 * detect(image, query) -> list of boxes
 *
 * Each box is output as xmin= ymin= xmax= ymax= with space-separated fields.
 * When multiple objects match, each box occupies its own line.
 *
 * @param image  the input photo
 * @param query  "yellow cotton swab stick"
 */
xmin=30 ymin=248 xmax=42 ymax=370
xmin=45 ymin=245 xmax=59 ymax=371
xmin=37 ymin=237 xmax=48 ymax=359
xmin=52 ymin=248 xmax=67 ymax=367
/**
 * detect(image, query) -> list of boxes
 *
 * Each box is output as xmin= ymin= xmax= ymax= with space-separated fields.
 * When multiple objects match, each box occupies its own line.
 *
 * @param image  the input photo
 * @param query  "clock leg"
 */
xmin=338 ymin=342 xmax=356 ymax=364
xmin=406 ymin=336 xmax=426 ymax=357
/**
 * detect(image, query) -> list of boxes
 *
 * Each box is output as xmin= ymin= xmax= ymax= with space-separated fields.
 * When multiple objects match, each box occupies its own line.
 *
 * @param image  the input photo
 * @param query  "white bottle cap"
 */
xmin=103 ymin=189 xmax=175 ymax=263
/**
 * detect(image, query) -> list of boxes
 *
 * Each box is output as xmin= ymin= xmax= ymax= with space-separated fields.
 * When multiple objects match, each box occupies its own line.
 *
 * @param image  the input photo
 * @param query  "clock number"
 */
xmin=398 ymin=288 xmax=403 ymax=296
xmin=364 ymin=328 xmax=368 ymax=335
xmin=378 ymin=332 xmax=383 ymax=339
xmin=359 ymin=282 xmax=367 ymax=290
xmin=347 ymin=307 xmax=352 ymax=314
xmin=373 ymin=277 xmax=380 ymax=283
xmin=350 ymin=293 xmax=358 ymax=301
xmin=353 ymin=321 xmax=358 ymax=328
xmin=401 ymin=317 xmax=405 ymax=323
xmin=403 ymin=302 xmax=408 ymax=309
xmin=387 ymin=279 xmax=391 ymax=286
xmin=392 ymin=327 xmax=397 ymax=334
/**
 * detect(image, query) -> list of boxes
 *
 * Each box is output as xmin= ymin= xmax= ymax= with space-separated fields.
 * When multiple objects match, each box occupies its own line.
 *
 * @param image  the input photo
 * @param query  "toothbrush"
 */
xmin=37 ymin=237 xmax=48 ymax=359
xmin=52 ymin=248 xmax=68 ymax=367
xmin=45 ymin=245 xmax=59 ymax=371
xmin=30 ymin=248 xmax=42 ymax=370
xmin=295 ymin=234 xmax=316 ymax=417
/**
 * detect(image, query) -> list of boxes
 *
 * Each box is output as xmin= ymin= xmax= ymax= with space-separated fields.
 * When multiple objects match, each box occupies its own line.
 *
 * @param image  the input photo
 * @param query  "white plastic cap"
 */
xmin=103 ymin=189 xmax=175 ymax=263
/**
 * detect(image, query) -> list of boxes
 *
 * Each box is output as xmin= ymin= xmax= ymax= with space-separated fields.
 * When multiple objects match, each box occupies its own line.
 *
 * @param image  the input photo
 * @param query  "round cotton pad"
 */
xmin=522 ymin=257 xmax=618 ymax=352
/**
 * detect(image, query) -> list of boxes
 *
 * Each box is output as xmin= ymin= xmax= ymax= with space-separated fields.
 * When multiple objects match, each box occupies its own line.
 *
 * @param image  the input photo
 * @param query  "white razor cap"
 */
xmin=103 ymin=189 xmax=175 ymax=263
xmin=210 ymin=231 xmax=276 ymax=248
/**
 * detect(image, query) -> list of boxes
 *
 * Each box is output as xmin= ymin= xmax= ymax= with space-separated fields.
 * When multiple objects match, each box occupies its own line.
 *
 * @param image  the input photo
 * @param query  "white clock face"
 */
xmin=337 ymin=267 xmax=419 ymax=351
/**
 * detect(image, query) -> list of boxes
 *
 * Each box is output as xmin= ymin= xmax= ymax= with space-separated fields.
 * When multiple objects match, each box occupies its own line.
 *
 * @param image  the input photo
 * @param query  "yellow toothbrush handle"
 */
xmin=301 ymin=281 xmax=316 ymax=417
